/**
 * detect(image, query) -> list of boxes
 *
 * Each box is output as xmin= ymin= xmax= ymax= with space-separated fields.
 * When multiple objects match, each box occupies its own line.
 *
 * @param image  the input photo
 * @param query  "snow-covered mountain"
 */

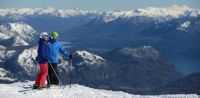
xmin=0 ymin=44 xmax=184 ymax=94
xmin=99 ymin=46 xmax=181 ymax=91
xmin=0 ymin=36 xmax=29 ymax=46
xmin=76 ymin=50 xmax=106 ymax=66
xmin=57 ymin=6 xmax=199 ymax=75
xmin=0 ymin=7 xmax=98 ymax=33
xmin=0 ymin=5 xmax=199 ymax=95
xmin=17 ymin=47 xmax=38 ymax=76
xmin=0 ymin=7 xmax=96 ymax=19
xmin=0 ymin=5 xmax=199 ymax=33
xmin=120 ymin=46 xmax=161 ymax=60
xmin=0 ymin=5 xmax=200 ymax=21
xmin=0 ymin=22 xmax=38 ymax=46
xmin=0 ymin=22 xmax=39 ymax=81
xmin=0 ymin=23 xmax=38 ymax=81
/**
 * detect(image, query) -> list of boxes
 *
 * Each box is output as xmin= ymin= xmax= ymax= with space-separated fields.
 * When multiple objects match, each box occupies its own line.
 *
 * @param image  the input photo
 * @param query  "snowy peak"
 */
xmin=134 ymin=5 xmax=192 ymax=17
xmin=0 ymin=5 xmax=199 ymax=22
xmin=9 ymin=22 xmax=34 ymax=34
xmin=76 ymin=50 xmax=105 ymax=65
xmin=0 ymin=22 xmax=37 ymax=44
xmin=7 ymin=22 xmax=37 ymax=42
xmin=99 ymin=5 xmax=200 ymax=22
xmin=0 ymin=7 xmax=96 ymax=18
xmin=120 ymin=46 xmax=161 ymax=60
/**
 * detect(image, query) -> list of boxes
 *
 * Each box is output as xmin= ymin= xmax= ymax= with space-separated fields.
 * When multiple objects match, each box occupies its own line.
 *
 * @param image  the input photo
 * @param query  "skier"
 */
xmin=47 ymin=32 xmax=73 ymax=86
xmin=33 ymin=32 xmax=49 ymax=89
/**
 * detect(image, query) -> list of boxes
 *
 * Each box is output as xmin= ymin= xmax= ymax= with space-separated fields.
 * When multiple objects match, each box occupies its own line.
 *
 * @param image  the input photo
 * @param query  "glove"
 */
xmin=44 ymin=56 xmax=48 ymax=61
xmin=58 ymin=58 xmax=62 ymax=64
xmin=69 ymin=54 xmax=73 ymax=60
xmin=35 ymin=56 xmax=38 ymax=62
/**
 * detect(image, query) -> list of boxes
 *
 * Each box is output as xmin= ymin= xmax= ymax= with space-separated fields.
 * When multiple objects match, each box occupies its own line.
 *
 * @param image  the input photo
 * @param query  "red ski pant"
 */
xmin=34 ymin=63 xmax=48 ymax=87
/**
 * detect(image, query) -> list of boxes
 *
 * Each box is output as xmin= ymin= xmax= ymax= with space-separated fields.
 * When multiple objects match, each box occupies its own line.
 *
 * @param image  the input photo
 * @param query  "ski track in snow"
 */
xmin=0 ymin=81 xmax=199 ymax=98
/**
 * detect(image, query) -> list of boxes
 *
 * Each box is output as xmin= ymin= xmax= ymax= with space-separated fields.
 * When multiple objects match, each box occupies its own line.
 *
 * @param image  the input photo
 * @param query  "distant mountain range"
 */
xmin=0 ymin=5 xmax=199 ymax=94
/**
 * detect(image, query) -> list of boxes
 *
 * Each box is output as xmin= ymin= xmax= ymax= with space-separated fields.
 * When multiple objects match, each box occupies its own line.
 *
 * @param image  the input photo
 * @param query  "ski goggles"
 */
xmin=42 ymin=35 xmax=49 ymax=38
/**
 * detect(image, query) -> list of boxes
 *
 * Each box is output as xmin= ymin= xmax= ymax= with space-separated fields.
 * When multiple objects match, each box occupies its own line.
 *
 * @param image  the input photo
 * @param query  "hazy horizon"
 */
xmin=1 ymin=0 xmax=200 ymax=11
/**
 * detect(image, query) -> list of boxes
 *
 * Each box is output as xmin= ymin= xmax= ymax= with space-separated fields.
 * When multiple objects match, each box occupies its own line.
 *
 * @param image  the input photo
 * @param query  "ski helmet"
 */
xmin=40 ymin=32 xmax=48 ymax=39
xmin=51 ymin=32 xmax=59 ymax=38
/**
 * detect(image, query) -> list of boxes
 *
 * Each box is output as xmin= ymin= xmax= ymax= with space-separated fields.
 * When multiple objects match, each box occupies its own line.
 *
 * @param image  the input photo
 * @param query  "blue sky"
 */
xmin=0 ymin=0 xmax=200 ymax=11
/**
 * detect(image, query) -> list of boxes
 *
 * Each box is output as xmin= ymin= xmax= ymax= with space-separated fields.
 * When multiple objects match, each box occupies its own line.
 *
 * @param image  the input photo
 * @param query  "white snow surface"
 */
xmin=0 ymin=81 xmax=199 ymax=98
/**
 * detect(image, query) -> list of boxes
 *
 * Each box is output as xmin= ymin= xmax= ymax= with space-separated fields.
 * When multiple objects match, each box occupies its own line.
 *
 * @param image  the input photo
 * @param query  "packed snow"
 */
xmin=0 ymin=81 xmax=199 ymax=98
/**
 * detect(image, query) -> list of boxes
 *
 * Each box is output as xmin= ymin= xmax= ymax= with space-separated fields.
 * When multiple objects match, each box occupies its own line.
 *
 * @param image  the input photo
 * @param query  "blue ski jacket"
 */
xmin=47 ymin=39 xmax=69 ymax=64
xmin=37 ymin=38 xmax=49 ymax=64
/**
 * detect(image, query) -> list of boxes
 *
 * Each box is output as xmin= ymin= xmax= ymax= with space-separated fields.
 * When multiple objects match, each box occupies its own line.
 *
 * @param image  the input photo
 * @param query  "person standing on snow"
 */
xmin=33 ymin=32 xmax=49 ymax=89
xmin=47 ymin=32 xmax=73 ymax=86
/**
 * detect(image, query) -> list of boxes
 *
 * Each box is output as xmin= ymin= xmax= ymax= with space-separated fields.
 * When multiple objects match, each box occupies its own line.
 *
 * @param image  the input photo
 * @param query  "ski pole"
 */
xmin=31 ymin=57 xmax=39 ymax=74
xmin=47 ymin=59 xmax=63 ymax=87
xmin=68 ymin=52 xmax=76 ymax=88
xmin=69 ymin=59 xmax=72 ymax=88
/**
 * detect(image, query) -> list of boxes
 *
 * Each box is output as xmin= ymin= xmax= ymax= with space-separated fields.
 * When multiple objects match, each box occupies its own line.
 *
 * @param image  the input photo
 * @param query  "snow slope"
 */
xmin=0 ymin=81 xmax=199 ymax=98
